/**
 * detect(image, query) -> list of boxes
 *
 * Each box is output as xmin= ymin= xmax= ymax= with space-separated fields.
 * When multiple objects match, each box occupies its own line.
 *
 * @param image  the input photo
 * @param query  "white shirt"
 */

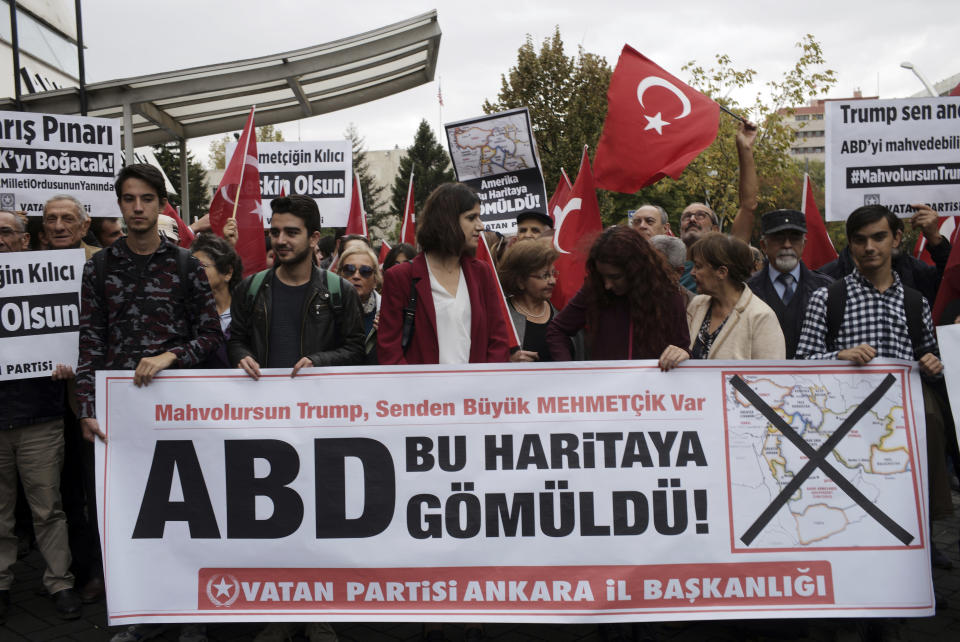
xmin=427 ymin=261 xmax=472 ymax=364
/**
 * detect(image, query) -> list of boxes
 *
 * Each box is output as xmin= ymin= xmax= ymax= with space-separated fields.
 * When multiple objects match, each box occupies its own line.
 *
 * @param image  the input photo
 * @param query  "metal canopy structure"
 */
xmin=0 ymin=10 xmax=441 ymax=219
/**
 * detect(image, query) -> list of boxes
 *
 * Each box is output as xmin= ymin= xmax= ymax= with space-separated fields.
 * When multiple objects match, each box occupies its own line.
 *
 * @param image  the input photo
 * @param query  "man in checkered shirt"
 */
xmin=796 ymin=204 xmax=942 ymax=377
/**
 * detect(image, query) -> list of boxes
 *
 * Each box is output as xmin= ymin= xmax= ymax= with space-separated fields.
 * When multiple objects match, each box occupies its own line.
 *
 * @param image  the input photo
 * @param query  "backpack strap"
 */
xmin=824 ymin=278 xmax=847 ymax=352
xmin=902 ymin=286 xmax=925 ymax=360
xmin=401 ymin=277 xmax=420 ymax=353
xmin=246 ymin=269 xmax=271 ymax=307
xmin=325 ymin=269 xmax=343 ymax=315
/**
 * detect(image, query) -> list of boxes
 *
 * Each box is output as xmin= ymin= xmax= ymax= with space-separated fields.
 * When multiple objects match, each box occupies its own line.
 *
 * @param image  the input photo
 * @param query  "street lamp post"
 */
xmin=900 ymin=61 xmax=938 ymax=97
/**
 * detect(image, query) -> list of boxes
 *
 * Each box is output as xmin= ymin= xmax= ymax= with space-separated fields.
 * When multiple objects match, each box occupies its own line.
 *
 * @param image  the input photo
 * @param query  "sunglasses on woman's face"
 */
xmin=342 ymin=264 xmax=374 ymax=278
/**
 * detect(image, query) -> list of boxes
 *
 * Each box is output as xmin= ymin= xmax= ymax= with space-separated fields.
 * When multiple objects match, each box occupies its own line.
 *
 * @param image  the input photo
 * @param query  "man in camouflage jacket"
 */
xmin=76 ymin=164 xmax=222 ymax=442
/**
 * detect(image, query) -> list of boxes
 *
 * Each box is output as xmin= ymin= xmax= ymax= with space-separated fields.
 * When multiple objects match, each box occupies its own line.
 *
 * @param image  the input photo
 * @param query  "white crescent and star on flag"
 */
xmin=552 ymin=197 xmax=582 ymax=255
xmin=636 ymin=76 xmax=692 ymax=135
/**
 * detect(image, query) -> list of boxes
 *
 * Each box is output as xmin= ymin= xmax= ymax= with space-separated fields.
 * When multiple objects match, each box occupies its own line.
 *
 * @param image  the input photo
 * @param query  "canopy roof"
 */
xmin=0 ymin=10 xmax=441 ymax=152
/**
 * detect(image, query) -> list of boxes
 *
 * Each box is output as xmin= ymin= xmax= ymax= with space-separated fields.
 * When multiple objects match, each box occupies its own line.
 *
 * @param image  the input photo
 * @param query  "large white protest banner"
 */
xmin=824 ymin=97 xmax=960 ymax=221
xmin=96 ymin=360 xmax=932 ymax=625
xmin=0 ymin=111 xmax=121 ymax=216
xmin=226 ymin=140 xmax=351 ymax=228
xmin=0 ymin=248 xmax=84 ymax=381
xmin=445 ymin=108 xmax=549 ymax=234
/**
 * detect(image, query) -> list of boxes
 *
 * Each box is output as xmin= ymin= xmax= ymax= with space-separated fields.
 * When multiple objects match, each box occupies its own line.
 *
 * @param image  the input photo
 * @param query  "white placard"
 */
xmin=226 ymin=140 xmax=352 ymax=228
xmin=0 ymin=248 xmax=85 ymax=380
xmin=0 ymin=111 xmax=121 ymax=217
xmin=96 ymin=360 xmax=932 ymax=625
xmin=825 ymin=97 xmax=960 ymax=221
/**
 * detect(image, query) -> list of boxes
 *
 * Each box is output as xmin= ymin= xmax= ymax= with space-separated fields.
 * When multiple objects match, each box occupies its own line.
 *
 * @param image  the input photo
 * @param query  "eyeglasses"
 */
xmin=342 ymin=264 xmax=375 ymax=278
xmin=680 ymin=210 xmax=714 ymax=222
xmin=0 ymin=227 xmax=26 ymax=238
xmin=531 ymin=269 xmax=559 ymax=281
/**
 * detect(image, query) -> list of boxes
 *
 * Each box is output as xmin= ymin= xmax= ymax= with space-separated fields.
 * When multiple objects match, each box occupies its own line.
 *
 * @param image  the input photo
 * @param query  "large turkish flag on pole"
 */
xmin=209 ymin=107 xmax=266 ymax=276
xmin=594 ymin=46 xmax=719 ymax=193
xmin=546 ymin=170 xmax=573 ymax=225
xmin=551 ymin=147 xmax=603 ymax=311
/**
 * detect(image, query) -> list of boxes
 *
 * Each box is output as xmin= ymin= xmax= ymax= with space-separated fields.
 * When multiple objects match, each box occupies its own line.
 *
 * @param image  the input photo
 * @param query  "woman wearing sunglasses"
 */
xmin=337 ymin=245 xmax=382 ymax=364
xmin=379 ymin=183 xmax=510 ymax=364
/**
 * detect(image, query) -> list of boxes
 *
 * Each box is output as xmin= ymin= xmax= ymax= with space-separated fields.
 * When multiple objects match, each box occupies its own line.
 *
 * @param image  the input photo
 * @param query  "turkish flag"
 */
xmin=551 ymin=146 xmax=603 ymax=310
xmin=345 ymin=172 xmax=368 ymax=237
xmin=400 ymin=173 xmax=416 ymax=245
xmin=209 ymin=107 xmax=266 ymax=277
xmin=933 ymin=233 xmax=960 ymax=324
xmin=163 ymin=201 xmax=194 ymax=249
xmin=799 ymin=174 xmax=837 ymax=270
xmin=594 ymin=46 xmax=719 ymax=193
xmin=546 ymin=170 xmax=572 ymax=225
xmin=378 ymin=239 xmax=391 ymax=265
xmin=476 ymin=230 xmax=520 ymax=350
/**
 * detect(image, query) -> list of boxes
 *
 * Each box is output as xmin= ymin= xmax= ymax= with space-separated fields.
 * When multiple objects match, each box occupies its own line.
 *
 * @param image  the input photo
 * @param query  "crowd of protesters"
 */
xmin=1 ymin=135 xmax=959 ymax=642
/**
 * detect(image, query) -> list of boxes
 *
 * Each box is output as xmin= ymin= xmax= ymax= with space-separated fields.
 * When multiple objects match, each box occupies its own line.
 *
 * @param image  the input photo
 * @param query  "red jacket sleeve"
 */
xmin=545 ymin=287 xmax=587 ymax=361
xmin=377 ymin=263 xmax=412 ymax=365
xmin=478 ymin=260 xmax=511 ymax=363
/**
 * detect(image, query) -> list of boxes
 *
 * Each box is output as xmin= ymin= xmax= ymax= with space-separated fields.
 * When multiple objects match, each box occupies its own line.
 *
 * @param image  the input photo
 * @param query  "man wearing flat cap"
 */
xmin=515 ymin=210 xmax=553 ymax=242
xmin=746 ymin=209 xmax=832 ymax=358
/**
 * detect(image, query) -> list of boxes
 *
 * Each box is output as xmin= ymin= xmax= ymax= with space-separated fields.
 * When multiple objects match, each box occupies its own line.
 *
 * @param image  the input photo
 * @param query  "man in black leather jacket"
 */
xmin=228 ymin=195 xmax=365 ymax=378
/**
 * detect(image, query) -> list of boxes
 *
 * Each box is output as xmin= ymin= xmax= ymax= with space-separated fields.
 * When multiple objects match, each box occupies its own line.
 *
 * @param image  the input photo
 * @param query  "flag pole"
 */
xmin=231 ymin=106 xmax=256 ymax=220
xmin=718 ymin=103 xmax=748 ymax=124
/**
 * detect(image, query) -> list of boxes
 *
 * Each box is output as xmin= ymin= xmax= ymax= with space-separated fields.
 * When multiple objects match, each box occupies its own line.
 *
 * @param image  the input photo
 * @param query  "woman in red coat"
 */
xmin=378 ymin=182 xmax=511 ymax=365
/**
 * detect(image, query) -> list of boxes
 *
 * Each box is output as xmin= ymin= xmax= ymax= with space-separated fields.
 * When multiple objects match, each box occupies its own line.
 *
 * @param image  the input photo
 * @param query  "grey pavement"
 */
xmin=3 ymin=491 xmax=960 ymax=642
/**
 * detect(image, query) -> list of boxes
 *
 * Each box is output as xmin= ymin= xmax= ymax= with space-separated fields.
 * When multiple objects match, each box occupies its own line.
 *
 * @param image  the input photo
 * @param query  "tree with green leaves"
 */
xmin=208 ymin=125 xmax=284 ymax=170
xmin=152 ymin=143 xmax=210 ymax=215
xmin=345 ymin=123 xmax=391 ymax=232
xmin=390 ymin=119 xmax=455 ymax=219
xmin=483 ymin=27 xmax=611 ymax=215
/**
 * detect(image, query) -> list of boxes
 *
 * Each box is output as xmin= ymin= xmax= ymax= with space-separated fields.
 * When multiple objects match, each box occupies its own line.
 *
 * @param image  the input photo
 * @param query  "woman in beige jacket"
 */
xmin=659 ymin=233 xmax=785 ymax=369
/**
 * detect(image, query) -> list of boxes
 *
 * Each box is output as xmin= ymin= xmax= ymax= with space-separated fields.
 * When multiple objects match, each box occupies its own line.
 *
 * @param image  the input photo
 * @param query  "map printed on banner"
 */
xmin=445 ymin=108 xmax=549 ymax=233
xmin=725 ymin=372 xmax=922 ymax=551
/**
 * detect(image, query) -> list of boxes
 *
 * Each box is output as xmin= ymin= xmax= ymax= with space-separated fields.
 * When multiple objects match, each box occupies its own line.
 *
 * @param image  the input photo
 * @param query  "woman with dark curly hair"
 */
xmin=546 ymin=225 xmax=689 ymax=361
xmin=191 ymin=233 xmax=243 ymax=369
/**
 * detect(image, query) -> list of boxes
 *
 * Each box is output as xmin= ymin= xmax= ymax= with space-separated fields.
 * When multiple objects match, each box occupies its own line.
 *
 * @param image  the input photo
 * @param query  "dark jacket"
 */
xmin=746 ymin=260 xmax=832 ymax=359
xmin=227 ymin=266 xmax=365 ymax=368
xmin=378 ymin=254 xmax=511 ymax=365
xmin=76 ymin=237 xmax=222 ymax=418
xmin=546 ymin=286 xmax=690 ymax=361
xmin=820 ymin=240 xmax=949 ymax=306
xmin=1 ymin=378 xmax=65 ymax=430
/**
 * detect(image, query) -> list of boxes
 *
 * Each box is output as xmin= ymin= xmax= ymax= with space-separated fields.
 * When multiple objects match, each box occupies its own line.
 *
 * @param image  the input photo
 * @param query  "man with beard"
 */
xmin=746 ymin=209 xmax=832 ymax=358
xmin=228 ymin=195 xmax=365 ymax=380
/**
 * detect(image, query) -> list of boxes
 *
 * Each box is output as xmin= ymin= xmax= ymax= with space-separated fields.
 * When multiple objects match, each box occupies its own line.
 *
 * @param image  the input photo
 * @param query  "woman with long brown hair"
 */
xmin=546 ymin=225 xmax=689 ymax=361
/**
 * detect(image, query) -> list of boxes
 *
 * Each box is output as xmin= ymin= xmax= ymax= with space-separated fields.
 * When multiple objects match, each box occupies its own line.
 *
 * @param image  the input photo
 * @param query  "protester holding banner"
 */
xmin=0 ymin=211 xmax=82 ymax=622
xmin=498 ymin=239 xmax=581 ymax=362
xmin=378 ymin=182 xmax=511 ymax=365
xmin=76 ymin=164 xmax=223 ymax=441
xmin=546 ymin=226 xmax=688 ymax=362
xmin=660 ymin=233 xmax=785 ymax=369
xmin=337 ymin=245 xmax=382 ymax=363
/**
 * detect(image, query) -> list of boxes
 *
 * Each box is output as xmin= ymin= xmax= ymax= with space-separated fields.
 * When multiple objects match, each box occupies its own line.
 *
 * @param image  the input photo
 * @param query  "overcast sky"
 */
xmin=81 ymin=0 xmax=960 ymax=165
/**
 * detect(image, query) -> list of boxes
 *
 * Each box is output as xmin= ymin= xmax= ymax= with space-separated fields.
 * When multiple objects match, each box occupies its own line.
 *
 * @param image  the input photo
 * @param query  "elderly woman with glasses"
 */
xmin=498 ymin=239 xmax=582 ymax=362
xmin=337 ymin=245 xmax=382 ymax=364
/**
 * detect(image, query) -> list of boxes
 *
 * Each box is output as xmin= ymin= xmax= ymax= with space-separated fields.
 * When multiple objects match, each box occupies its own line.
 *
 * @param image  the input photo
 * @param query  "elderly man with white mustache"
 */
xmin=745 ymin=209 xmax=833 ymax=358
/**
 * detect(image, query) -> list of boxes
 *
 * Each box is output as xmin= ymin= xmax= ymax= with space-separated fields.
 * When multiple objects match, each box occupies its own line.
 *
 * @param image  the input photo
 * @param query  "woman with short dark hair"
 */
xmin=382 ymin=242 xmax=416 ymax=272
xmin=378 ymin=183 xmax=510 ymax=365
xmin=190 ymin=233 xmax=243 ymax=369
xmin=659 ymin=232 xmax=785 ymax=369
